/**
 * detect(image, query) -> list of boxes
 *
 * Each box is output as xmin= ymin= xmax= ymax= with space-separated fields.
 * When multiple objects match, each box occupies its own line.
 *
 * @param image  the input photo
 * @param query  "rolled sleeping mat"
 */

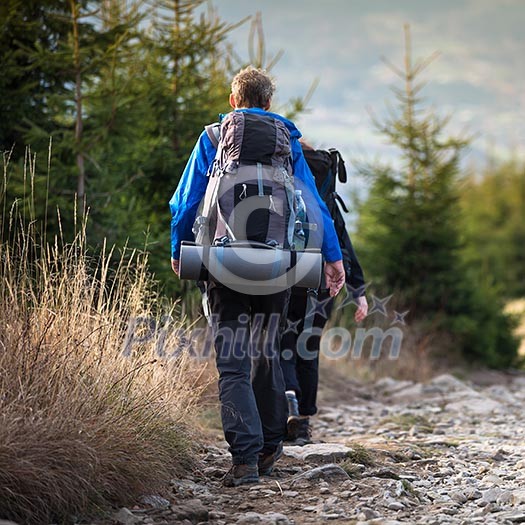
xmin=179 ymin=241 xmax=322 ymax=295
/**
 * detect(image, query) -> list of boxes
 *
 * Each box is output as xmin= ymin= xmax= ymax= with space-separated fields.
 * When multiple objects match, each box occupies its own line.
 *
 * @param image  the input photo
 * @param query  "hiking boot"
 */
xmin=258 ymin=441 xmax=283 ymax=476
xmin=287 ymin=416 xmax=312 ymax=446
xmin=286 ymin=390 xmax=300 ymax=419
xmin=222 ymin=463 xmax=259 ymax=487
xmin=285 ymin=390 xmax=301 ymax=443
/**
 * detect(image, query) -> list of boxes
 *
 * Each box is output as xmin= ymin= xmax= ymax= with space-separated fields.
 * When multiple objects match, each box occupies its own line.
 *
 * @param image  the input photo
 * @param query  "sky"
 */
xmin=211 ymin=0 xmax=524 ymax=183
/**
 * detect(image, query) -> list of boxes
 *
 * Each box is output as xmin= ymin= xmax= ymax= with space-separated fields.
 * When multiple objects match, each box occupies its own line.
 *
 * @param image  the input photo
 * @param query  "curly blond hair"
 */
xmin=230 ymin=66 xmax=275 ymax=108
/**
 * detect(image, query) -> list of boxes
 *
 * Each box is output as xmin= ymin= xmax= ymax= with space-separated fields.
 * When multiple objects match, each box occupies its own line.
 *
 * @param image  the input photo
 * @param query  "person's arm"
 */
xmin=291 ymin=139 xmax=344 ymax=295
xmin=291 ymin=140 xmax=342 ymax=263
xmin=345 ymin=239 xmax=368 ymax=321
xmin=169 ymin=131 xmax=216 ymax=274
xmin=332 ymin=203 xmax=368 ymax=320
xmin=354 ymin=296 xmax=368 ymax=322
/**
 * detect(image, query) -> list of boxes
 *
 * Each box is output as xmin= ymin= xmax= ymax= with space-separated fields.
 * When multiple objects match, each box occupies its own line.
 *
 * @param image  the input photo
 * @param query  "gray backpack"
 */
xmin=193 ymin=111 xmax=296 ymax=249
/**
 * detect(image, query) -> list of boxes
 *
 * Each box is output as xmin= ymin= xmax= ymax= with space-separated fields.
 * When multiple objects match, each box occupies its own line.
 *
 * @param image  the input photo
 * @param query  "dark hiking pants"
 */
xmin=206 ymin=282 xmax=289 ymax=466
xmin=280 ymin=289 xmax=333 ymax=416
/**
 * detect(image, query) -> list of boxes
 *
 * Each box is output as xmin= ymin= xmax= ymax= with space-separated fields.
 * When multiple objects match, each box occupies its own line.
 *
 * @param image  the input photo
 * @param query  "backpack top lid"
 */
xmin=232 ymin=112 xmax=289 ymax=166
xmin=303 ymin=147 xmax=347 ymax=200
xmin=208 ymin=111 xmax=293 ymax=175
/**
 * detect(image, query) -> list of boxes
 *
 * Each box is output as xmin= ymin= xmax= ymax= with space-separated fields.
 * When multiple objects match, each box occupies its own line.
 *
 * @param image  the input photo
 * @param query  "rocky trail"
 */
xmin=104 ymin=368 xmax=525 ymax=525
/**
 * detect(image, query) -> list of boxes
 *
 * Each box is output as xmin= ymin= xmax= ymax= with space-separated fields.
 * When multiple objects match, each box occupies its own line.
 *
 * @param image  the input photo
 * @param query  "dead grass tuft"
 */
xmin=0 ymin=152 xmax=207 ymax=523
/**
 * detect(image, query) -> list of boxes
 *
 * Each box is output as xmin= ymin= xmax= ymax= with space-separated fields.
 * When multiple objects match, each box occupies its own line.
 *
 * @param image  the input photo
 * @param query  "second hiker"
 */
xmin=281 ymin=141 xmax=368 ymax=445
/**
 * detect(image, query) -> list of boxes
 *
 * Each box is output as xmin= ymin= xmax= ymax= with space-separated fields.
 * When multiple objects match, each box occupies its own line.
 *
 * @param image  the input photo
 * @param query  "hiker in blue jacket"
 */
xmin=169 ymin=66 xmax=345 ymax=487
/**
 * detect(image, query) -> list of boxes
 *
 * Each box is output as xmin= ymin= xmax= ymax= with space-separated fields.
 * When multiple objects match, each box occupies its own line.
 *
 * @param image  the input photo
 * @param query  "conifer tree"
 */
xmin=2 ymin=1 xmax=141 ymax=227
xmin=123 ymin=1 xmax=245 ymax=289
xmin=0 ymin=0 xmax=71 ymax=158
xmin=355 ymin=26 xmax=518 ymax=367
xmin=138 ymin=0 xmax=242 ymax=197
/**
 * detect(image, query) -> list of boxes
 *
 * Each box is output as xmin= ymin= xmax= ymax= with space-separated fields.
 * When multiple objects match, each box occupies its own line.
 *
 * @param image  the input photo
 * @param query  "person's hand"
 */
xmin=324 ymin=260 xmax=345 ymax=297
xmin=171 ymin=258 xmax=180 ymax=276
xmin=354 ymin=295 xmax=368 ymax=323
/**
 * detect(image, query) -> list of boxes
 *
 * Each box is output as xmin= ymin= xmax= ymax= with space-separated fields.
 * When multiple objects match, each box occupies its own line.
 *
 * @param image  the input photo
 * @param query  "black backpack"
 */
xmin=302 ymin=147 xmax=360 ymax=284
xmin=303 ymin=147 xmax=348 ymax=210
xmin=193 ymin=112 xmax=296 ymax=249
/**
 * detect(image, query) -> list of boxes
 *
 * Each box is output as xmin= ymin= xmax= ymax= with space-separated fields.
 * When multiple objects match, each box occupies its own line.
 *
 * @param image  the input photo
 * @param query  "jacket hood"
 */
xmin=219 ymin=108 xmax=302 ymax=139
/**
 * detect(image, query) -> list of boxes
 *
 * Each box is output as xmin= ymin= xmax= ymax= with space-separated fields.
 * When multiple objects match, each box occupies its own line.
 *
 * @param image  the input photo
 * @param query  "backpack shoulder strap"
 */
xmin=205 ymin=122 xmax=220 ymax=149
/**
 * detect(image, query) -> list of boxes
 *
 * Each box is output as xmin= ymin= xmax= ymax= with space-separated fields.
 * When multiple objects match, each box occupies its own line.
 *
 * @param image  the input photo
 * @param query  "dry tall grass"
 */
xmin=505 ymin=299 xmax=525 ymax=356
xmin=0 ymin=152 xmax=206 ymax=523
xmin=323 ymin=298 xmax=467 ymax=383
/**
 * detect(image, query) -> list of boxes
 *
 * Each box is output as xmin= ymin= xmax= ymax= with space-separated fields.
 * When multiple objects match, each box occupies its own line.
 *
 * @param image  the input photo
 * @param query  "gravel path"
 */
xmin=106 ymin=368 xmax=525 ymax=525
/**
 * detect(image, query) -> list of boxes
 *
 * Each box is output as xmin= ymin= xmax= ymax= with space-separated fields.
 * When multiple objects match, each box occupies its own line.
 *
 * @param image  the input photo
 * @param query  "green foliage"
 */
xmin=124 ymin=1 xmax=238 ymax=291
xmin=345 ymin=443 xmax=376 ymax=466
xmin=354 ymin=28 xmax=518 ymax=368
xmin=446 ymin=268 xmax=519 ymax=367
xmin=0 ymin=0 xmax=243 ymax=297
xmin=0 ymin=0 xmax=71 ymax=157
xmin=2 ymin=0 xmax=143 ymax=238
xmin=460 ymin=161 xmax=525 ymax=298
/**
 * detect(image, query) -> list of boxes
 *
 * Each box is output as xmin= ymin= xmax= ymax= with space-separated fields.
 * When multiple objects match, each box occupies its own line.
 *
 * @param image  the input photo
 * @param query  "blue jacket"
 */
xmin=169 ymin=108 xmax=343 ymax=263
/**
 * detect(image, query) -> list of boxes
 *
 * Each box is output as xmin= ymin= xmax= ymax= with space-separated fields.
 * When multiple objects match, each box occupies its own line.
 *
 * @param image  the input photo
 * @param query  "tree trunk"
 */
xmin=171 ymin=0 xmax=181 ymax=151
xmin=70 ymin=0 xmax=85 ymax=203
